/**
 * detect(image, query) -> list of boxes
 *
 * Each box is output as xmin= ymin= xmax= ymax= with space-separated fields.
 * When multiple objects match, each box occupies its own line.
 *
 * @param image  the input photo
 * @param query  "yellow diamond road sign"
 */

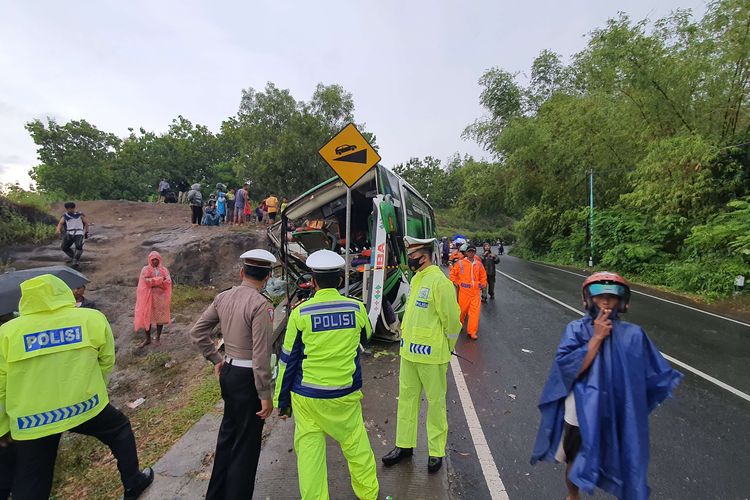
xmin=318 ymin=123 xmax=381 ymax=187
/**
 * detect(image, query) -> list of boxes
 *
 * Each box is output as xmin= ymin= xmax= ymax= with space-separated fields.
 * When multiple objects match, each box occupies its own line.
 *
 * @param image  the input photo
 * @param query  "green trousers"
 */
xmin=291 ymin=391 xmax=379 ymax=500
xmin=395 ymin=358 xmax=449 ymax=457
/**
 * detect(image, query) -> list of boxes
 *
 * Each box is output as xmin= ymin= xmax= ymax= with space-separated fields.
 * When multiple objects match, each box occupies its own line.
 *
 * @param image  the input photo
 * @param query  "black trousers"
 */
xmin=487 ymin=274 xmax=496 ymax=297
xmin=0 ymin=444 xmax=15 ymax=500
xmin=61 ymin=234 xmax=84 ymax=260
xmin=191 ymin=205 xmax=203 ymax=224
xmin=206 ymin=363 xmax=264 ymax=500
xmin=11 ymin=403 xmax=141 ymax=500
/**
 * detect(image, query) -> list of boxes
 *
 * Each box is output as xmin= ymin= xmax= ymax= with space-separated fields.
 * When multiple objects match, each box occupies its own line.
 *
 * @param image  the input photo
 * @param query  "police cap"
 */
xmin=404 ymin=236 xmax=436 ymax=255
xmin=306 ymin=249 xmax=345 ymax=272
xmin=239 ymin=249 xmax=277 ymax=268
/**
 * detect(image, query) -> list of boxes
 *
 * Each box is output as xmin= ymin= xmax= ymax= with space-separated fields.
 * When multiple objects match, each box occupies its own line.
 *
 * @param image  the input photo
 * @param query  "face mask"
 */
xmin=408 ymin=256 xmax=423 ymax=272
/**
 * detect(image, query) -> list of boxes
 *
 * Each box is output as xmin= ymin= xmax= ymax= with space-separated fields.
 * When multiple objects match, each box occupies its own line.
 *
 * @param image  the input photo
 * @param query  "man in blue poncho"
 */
xmin=531 ymin=272 xmax=683 ymax=500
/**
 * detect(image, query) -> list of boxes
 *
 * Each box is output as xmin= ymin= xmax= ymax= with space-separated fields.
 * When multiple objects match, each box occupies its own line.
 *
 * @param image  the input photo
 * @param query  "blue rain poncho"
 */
xmin=531 ymin=315 xmax=683 ymax=499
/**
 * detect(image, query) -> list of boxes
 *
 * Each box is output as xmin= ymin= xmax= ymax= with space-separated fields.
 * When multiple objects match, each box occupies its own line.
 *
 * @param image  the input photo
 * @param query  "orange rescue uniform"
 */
xmin=449 ymin=256 xmax=487 ymax=338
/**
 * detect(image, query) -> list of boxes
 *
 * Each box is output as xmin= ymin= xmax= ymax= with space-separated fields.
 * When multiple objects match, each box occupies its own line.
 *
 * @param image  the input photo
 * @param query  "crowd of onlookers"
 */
xmin=157 ymin=180 xmax=287 ymax=228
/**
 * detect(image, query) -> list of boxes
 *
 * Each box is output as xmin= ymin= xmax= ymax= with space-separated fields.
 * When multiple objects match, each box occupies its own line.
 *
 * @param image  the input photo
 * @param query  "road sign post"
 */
xmin=345 ymin=187 xmax=352 ymax=293
xmin=318 ymin=123 xmax=382 ymax=296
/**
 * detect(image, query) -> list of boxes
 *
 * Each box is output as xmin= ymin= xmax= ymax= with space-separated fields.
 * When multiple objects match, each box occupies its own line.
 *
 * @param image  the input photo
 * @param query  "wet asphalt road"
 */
xmin=445 ymin=253 xmax=750 ymax=500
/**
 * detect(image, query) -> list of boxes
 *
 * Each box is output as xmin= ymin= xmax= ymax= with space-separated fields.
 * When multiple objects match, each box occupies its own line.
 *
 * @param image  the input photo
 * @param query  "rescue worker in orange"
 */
xmin=449 ymin=244 xmax=487 ymax=339
xmin=448 ymin=240 xmax=465 ymax=269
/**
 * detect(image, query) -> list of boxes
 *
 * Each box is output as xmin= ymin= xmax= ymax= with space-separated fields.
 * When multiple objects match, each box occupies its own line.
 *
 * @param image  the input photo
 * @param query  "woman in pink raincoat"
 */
xmin=134 ymin=250 xmax=172 ymax=347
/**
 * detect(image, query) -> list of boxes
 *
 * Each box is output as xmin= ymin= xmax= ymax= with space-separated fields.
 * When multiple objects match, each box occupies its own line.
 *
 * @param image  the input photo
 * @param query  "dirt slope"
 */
xmin=1 ymin=200 xmax=267 ymax=405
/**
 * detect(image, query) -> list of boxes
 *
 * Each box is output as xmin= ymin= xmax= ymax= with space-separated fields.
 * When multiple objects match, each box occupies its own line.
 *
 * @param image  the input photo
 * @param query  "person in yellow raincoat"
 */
xmin=0 ymin=274 xmax=153 ymax=499
xmin=274 ymin=250 xmax=378 ymax=500
xmin=382 ymin=237 xmax=461 ymax=473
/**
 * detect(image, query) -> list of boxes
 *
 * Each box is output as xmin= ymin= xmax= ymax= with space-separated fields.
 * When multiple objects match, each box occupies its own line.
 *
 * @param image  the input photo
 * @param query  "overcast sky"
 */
xmin=0 ymin=0 xmax=707 ymax=187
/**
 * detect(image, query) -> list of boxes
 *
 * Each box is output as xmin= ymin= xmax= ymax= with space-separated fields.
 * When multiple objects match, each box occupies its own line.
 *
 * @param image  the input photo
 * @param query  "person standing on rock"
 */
xmin=134 ymin=251 xmax=172 ymax=348
xmin=0 ymin=274 xmax=154 ymax=500
xmin=274 ymin=250 xmax=379 ymax=500
xmin=265 ymin=193 xmax=278 ymax=225
xmin=188 ymin=183 xmax=203 ymax=226
xmin=176 ymin=180 xmax=189 ymax=204
xmin=55 ymin=202 xmax=89 ymax=267
xmin=234 ymin=184 xmax=247 ymax=226
xmin=190 ymin=249 xmax=278 ymax=500
xmin=225 ymin=188 xmax=236 ymax=225
xmin=382 ymin=237 xmax=461 ymax=474
xmin=157 ymin=179 xmax=170 ymax=203
xmin=216 ymin=188 xmax=227 ymax=224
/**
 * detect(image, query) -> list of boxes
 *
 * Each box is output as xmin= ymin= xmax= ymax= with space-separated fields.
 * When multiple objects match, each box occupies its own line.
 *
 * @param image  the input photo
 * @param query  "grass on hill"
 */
xmin=0 ymin=190 xmax=57 ymax=246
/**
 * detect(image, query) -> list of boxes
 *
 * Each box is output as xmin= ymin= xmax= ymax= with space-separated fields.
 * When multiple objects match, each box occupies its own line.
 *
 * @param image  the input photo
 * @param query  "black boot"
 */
xmin=382 ymin=447 xmax=413 ymax=466
xmin=123 ymin=467 xmax=154 ymax=500
xmin=428 ymin=456 xmax=443 ymax=473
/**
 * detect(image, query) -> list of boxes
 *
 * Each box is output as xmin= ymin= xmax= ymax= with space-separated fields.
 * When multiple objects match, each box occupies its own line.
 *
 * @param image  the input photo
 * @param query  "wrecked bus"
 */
xmin=268 ymin=165 xmax=436 ymax=341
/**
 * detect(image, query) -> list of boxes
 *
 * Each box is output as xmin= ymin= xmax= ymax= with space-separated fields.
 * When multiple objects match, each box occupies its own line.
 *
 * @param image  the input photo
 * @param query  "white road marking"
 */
xmin=535 ymin=263 xmax=750 ymax=329
xmin=497 ymin=269 xmax=750 ymax=404
xmin=450 ymin=356 xmax=509 ymax=500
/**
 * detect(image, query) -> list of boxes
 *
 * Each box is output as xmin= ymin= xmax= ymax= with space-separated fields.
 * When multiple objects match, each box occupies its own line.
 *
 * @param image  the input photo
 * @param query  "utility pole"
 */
xmin=588 ymin=168 xmax=594 ymax=267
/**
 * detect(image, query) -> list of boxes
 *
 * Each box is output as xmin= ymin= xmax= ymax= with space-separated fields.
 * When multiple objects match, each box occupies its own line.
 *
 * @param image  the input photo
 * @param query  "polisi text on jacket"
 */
xmin=311 ymin=312 xmax=355 ymax=332
xmin=24 ymin=326 xmax=83 ymax=352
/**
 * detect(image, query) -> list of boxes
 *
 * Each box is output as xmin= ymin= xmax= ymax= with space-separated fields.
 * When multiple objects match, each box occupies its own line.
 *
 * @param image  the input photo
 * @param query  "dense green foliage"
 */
xmin=394 ymin=0 xmax=750 ymax=298
xmin=28 ymin=83 xmax=371 ymax=200
xmin=0 ymin=186 xmax=56 ymax=246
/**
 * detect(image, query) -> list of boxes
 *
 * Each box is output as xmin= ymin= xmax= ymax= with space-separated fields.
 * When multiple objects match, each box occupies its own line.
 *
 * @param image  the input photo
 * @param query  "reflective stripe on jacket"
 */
xmin=0 ymin=274 xmax=114 ymax=439
xmin=274 ymin=289 xmax=372 ymax=411
xmin=400 ymin=265 xmax=461 ymax=364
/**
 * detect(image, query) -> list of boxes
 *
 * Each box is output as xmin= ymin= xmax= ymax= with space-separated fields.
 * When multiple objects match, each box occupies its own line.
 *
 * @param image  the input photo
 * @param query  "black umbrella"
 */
xmin=0 ymin=266 xmax=90 ymax=316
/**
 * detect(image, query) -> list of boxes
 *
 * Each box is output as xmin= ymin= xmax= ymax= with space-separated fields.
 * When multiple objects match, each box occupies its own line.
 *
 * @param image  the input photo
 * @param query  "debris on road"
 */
xmin=127 ymin=397 xmax=146 ymax=409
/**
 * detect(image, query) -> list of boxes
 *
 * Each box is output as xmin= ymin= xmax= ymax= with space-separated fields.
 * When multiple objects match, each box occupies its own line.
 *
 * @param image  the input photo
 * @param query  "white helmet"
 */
xmin=306 ymin=249 xmax=345 ymax=272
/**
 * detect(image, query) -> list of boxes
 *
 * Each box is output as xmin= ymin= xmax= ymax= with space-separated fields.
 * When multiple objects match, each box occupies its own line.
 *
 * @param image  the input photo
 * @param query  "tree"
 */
xmin=458 ymin=0 xmax=750 ymax=297
xmin=27 ymin=118 xmax=120 ymax=198
xmin=224 ymin=82 xmax=371 ymax=198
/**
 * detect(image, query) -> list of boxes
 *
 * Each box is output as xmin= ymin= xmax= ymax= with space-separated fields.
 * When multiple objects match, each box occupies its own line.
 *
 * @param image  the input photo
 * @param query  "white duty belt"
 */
xmin=225 ymin=355 xmax=253 ymax=368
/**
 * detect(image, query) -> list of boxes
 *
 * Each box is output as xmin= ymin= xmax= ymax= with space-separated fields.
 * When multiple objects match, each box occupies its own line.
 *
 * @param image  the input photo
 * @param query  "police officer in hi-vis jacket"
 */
xmin=274 ymin=250 xmax=379 ymax=500
xmin=0 ymin=274 xmax=153 ymax=500
xmin=382 ymin=237 xmax=462 ymax=473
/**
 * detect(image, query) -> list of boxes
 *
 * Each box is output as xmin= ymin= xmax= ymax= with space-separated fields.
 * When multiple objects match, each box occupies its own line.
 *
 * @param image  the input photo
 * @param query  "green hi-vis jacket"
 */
xmin=274 ymin=289 xmax=372 ymax=412
xmin=400 ymin=265 xmax=462 ymax=365
xmin=0 ymin=275 xmax=114 ymax=440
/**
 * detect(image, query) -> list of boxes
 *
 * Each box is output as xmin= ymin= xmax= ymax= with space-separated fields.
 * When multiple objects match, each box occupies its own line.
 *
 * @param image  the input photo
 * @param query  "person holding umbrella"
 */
xmin=0 ymin=266 xmax=90 ymax=317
